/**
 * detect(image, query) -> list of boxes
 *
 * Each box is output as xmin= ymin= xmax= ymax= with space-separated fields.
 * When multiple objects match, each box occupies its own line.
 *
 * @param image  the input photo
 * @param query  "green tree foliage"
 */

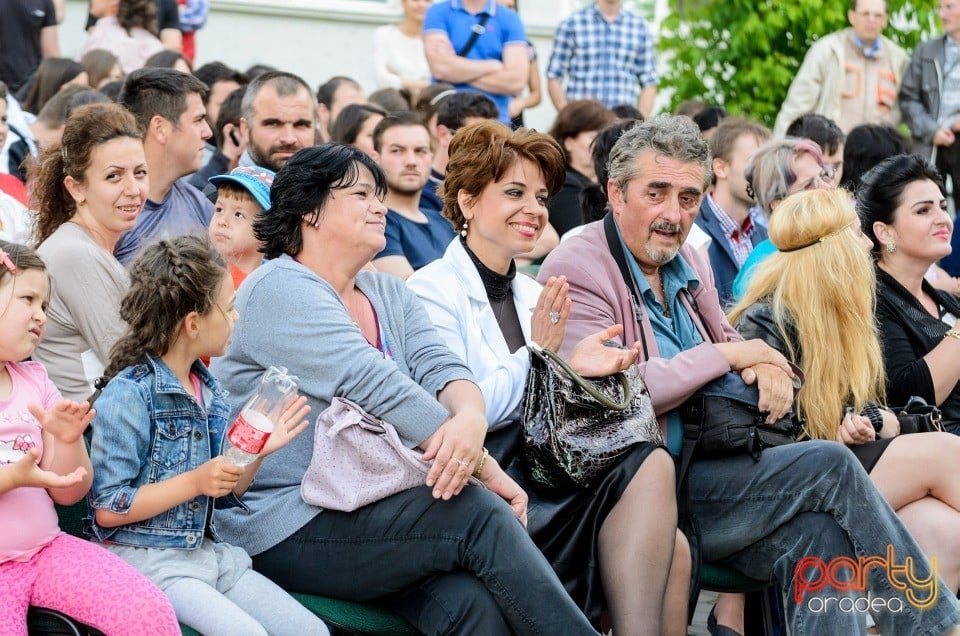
xmin=659 ymin=0 xmax=939 ymax=126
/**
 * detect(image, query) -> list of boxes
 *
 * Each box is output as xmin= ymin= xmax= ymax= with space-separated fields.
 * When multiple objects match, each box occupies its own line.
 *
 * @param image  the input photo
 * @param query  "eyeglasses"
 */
xmin=213 ymin=300 xmax=237 ymax=322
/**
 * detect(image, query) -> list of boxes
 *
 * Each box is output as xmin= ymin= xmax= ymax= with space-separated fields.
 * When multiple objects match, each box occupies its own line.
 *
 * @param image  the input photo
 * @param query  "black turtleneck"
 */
xmin=462 ymin=238 xmax=526 ymax=353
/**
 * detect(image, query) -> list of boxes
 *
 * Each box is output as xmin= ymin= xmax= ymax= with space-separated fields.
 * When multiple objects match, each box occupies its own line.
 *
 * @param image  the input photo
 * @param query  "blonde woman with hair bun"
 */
xmin=729 ymin=187 xmax=960 ymax=594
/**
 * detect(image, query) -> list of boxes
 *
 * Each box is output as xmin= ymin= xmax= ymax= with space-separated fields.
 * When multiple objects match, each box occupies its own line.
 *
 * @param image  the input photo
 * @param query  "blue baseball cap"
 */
xmin=209 ymin=166 xmax=275 ymax=212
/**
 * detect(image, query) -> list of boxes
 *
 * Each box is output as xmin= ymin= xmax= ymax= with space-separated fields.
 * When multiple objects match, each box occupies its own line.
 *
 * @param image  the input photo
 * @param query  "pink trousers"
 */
xmin=0 ymin=533 xmax=179 ymax=636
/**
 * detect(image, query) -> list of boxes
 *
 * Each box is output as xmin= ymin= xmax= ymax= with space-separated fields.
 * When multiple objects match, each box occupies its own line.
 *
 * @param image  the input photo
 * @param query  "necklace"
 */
xmin=658 ymin=269 xmax=671 ymax=318
xmin=494 ymin=297 xmax=509 ymax=322
xmin=348 ymin=288 xmax=367 ymax=327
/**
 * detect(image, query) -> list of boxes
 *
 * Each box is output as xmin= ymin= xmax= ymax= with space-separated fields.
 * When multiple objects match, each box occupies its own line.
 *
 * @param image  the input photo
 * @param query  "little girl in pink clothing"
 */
xmin=0 ymin=241 xmax=178 ymax=635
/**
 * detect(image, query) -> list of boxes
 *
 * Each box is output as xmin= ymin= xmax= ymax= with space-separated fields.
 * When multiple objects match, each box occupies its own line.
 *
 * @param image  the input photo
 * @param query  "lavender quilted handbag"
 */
xmin=301 ymin=397 xmax=482 ymax=511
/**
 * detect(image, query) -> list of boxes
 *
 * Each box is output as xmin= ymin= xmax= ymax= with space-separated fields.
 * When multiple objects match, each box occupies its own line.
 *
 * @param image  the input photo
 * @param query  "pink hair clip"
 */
xmin=0 ymin=249 xmax=17 ymax=275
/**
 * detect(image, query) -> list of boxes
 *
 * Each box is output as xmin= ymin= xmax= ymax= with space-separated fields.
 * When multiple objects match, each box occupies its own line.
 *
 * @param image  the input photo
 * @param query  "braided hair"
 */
xmin=104 ymin=236 xmax=227 ymax=380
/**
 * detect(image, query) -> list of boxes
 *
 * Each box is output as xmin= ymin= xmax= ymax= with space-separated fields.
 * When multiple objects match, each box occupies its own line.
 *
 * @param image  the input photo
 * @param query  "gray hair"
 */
xmin=744 ymin=137 xmax=824 ymax=215
xmin=607 ymin=115 xmax=712 ymax=189
xmin=241 ymin=70 xmax=314 ymax=124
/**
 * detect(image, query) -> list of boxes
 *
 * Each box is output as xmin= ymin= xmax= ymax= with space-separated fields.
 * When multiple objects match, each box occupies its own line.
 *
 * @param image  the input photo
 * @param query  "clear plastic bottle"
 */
xmin=222 ymin=366 xmax=299 ymax=467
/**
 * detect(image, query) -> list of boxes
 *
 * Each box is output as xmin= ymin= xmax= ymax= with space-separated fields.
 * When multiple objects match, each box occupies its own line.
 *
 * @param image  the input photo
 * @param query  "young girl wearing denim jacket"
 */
xmin=0 ymin=241 xmax=180 ymax=635
xmin=87 ymin=236 xmax=328 ymax=635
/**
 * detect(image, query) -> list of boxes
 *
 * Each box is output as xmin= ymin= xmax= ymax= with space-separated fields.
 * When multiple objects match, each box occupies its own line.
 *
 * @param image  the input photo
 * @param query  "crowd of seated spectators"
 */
xmin=7 ymin=1 xmax=960 ymax=635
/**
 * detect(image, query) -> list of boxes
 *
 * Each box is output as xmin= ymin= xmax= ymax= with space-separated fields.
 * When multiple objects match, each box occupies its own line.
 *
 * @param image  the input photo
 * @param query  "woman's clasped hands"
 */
xmin=420 ymin=408 xmax=529 ymax=525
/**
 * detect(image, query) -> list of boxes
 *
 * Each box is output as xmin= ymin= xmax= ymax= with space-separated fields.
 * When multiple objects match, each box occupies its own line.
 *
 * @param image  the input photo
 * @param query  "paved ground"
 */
xmin=689 ymin=590 xmax=718 ymax=636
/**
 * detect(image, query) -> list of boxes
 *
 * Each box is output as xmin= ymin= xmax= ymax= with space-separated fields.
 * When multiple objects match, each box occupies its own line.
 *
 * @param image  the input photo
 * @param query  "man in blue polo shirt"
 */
xmin=115 ymin=68 xmax=214 ymax=265
xmin=423 ymin=0 xmax=529 ymax=125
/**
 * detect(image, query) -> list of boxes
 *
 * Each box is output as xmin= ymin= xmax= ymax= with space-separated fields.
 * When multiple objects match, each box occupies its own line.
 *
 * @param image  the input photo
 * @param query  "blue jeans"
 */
xmin=685 ymin=441 xmax=960 ymax=635
xmin=252 ymin=485 xmax=597 ymax=635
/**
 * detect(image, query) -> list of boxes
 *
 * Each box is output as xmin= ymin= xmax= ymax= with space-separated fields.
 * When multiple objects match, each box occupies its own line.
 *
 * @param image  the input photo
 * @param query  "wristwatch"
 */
xmin=860 ymin=402 xmax=884 ymax=436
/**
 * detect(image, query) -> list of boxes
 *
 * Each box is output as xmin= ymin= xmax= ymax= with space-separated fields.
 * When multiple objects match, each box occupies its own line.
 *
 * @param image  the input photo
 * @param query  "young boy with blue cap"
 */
xmin=207 ymin=166 xmax=275 ymax=288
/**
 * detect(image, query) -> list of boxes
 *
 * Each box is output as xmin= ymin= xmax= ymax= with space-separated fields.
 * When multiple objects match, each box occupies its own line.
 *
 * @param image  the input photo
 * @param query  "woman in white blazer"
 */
xmin=407 ymin=236 xmax=556 ymax=428
xmin=407 ymin=121 xmax=690 ymax=636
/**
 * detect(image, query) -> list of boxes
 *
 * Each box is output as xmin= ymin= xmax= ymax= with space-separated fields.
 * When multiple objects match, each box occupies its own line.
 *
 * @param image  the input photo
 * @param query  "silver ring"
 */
xmin=451 ymin=457 xmax=468 ymax=469
xmin=549 ymin=311 xmax=561 ymax=324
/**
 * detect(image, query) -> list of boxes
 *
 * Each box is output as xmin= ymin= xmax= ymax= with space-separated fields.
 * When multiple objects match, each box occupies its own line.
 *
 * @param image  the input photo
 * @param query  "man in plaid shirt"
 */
xmin=546 ymin=0 xmax=658 ymax=118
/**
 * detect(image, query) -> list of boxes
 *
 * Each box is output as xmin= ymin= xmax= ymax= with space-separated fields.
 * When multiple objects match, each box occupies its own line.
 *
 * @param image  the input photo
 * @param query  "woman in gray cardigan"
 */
xmin=211 ymin=144 xmax=598 ymax=635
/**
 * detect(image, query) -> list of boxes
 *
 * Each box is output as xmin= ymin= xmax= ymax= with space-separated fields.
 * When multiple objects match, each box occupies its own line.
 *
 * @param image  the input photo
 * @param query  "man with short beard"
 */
xmin=370 ymin=111 xmax=455 ymax=279
xmin=239 ymin=71 xmax=316 ymax=173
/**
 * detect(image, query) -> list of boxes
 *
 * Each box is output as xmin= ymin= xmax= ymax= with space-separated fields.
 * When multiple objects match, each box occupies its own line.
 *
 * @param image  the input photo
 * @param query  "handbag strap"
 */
xmin=677 ymin=412 xmax=701 ymax=495
xmin=457 ymin=13 xmax=491 ymax=57
xmin=603 ymin=213 xmax=649 ymax=357
xmin=603 ymin=214 xmax=696 ymax=489
xmin=530 ymin=344 xmax=634 ymax=411
xmin=603 ymin=213 xmax=699 ymax=490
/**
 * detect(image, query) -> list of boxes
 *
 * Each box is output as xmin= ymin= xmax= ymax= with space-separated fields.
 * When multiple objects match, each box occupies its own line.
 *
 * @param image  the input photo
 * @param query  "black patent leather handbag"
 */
xmin=521 ymin=344 xmax=662 ymax=493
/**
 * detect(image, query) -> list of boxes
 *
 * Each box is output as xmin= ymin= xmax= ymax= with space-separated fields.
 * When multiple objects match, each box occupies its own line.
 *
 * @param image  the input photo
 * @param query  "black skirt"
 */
xmin=499 ymin=431 xmax=658 ymax=630
xmin=849 ymin=437 xmax=895 ymax=474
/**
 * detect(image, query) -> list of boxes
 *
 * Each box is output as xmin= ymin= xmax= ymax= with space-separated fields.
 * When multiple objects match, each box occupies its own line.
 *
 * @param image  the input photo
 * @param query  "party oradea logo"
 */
xmin=793 ymin=545 xmax=938 ymax=614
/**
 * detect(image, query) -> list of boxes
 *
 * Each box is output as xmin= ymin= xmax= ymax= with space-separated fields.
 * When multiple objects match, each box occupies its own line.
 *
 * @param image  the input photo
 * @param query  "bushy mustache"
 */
xmin=650 ymin=220 xmax=683 ymax=234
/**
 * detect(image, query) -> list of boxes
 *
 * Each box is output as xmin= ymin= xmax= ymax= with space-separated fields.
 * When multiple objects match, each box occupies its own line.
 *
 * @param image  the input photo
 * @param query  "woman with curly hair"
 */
xmin=408 ymin=120 xmax=690 ymax=635
xmin=30 ymin=103 xmax=146 ymax=401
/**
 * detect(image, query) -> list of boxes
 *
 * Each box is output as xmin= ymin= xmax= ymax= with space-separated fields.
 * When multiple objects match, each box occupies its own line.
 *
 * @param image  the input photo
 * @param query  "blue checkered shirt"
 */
xmin=546 ymin=5 xmax=658 ymax=108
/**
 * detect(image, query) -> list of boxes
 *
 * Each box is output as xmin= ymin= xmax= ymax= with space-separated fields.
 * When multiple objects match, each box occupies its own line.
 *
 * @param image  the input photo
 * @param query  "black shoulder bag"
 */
xmin=456 ymin=13 xmax=491 ymax=57
xmin=521 ymin=344 xmax=661 ymax=493
xmin=892 ymin=395 xmax=943 ymax=434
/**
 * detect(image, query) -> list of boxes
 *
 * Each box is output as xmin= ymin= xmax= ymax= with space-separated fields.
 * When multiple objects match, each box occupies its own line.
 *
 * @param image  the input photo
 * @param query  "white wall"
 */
xmin=60 ymin=0 xmax=584 ymax=131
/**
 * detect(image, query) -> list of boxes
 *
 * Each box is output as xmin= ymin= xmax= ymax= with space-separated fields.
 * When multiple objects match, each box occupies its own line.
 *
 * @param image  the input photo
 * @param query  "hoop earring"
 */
xmin=460 ymin=220 xmax=468 ymax=238
xmin=885 ymin=242 xmax=897 ymax=254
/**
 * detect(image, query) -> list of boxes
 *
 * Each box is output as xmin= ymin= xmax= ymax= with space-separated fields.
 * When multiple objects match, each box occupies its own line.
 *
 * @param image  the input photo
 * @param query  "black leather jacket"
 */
xmin=876 ymin=268 xmax=960 ymax=428
xmin=732 ymin=301 xmax=798 ymax=360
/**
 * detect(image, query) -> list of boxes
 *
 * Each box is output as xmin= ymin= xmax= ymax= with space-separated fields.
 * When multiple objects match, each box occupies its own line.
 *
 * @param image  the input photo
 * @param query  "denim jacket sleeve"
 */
xmin=88 ymin=377 xmax=152 ymax=515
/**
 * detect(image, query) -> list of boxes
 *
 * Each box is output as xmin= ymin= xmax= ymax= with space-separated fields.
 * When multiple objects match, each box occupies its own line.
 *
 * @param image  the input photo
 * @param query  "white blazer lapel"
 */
xmin=447 ymin=240 xmax=511 ymax=356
